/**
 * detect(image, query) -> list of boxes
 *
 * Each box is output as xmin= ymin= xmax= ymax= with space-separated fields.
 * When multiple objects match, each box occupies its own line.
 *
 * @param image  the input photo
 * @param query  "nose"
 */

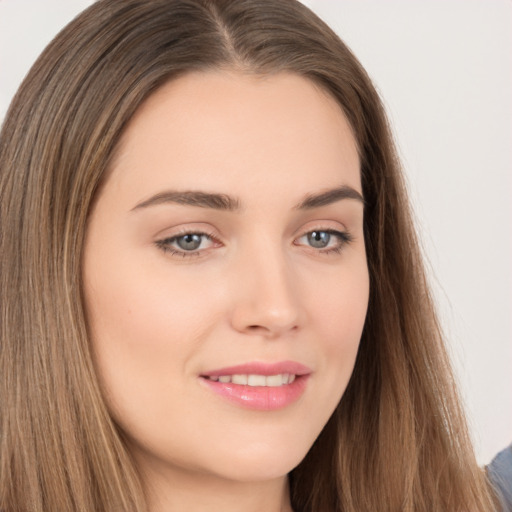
xmin=229 ymin=244 xmax=302 ymax=338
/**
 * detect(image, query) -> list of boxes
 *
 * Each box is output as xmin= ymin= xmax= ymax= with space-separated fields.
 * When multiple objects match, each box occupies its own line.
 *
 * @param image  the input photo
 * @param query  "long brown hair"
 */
xmin=0 ymin=0 xmax=496 ymax=510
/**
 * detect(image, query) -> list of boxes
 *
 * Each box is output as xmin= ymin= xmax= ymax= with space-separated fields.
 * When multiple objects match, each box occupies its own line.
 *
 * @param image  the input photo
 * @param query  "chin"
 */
xmin=204 ymin=437 xmax=313 ymax=483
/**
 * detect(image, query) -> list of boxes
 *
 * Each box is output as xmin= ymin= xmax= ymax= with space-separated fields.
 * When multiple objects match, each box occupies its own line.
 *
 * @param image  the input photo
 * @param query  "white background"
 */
xmin=0 ymin=0 xmax=510 ymax=465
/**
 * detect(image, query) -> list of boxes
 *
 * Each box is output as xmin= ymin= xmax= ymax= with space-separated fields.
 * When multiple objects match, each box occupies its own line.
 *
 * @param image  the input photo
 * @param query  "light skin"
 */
xmin=83 ymin=71 xmax=369 ymax=512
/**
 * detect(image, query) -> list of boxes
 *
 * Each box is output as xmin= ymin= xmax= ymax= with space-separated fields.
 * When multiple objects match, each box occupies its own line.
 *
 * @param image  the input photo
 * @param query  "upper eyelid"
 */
xmin=293 ymin=217 xmax=349 ymax=233
xmin=156 ymin=224 xmax=349 ymax=241
xmin=295 ymin=224 xmax=349 ymax=239
xmin=167 ymin=230 xmax=216 ymax=240
xmin=154 ymin=219 xmax=352 ymax=243
xmin=155 ymin=225 xmax=220 ymax=241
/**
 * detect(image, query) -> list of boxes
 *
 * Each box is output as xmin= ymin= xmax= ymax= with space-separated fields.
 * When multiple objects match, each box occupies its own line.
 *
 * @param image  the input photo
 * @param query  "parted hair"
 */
xmin=0 ymin=0 xmax=497 ymax=510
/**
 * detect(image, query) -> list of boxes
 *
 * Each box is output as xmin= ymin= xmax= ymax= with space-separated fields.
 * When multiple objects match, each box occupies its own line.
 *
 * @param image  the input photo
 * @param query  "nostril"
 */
xmin=247 ymin=325 xmax=267 ymax=333
xmin=244 ymin=323 xmax=299 ymax=337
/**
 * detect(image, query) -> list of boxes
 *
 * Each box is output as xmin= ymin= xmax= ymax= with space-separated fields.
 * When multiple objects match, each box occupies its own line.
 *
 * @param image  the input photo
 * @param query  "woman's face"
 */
xmin=83 ymin=72 xmax=369 ymax=485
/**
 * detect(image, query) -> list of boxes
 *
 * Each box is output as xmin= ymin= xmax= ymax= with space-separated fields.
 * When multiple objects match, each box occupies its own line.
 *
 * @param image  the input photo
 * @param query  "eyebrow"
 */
xmin=131 ymin=185 xmax=364 ymax=212
xmin=132 ymin=190 xmax=241 ymax=211
xmin=294 ymin=185 xmax=364 ymax=209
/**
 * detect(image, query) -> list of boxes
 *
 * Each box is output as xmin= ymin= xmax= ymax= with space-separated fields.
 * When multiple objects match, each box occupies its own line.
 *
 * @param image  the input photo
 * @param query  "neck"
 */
xmin=141 ymin=460 xmax=293 ymax=512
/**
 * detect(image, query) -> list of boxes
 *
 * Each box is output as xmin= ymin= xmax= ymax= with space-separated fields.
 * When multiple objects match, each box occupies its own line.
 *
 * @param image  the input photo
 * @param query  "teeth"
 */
xmin=266 ymin=374 xmax=284 ymax=387
xmin=247 ymin=374 xmax=266 ymax=386
xmin=231 ymin=374 xmax=248 ymax=385
xmin=207 ymin=373 xmax=296 ymax=387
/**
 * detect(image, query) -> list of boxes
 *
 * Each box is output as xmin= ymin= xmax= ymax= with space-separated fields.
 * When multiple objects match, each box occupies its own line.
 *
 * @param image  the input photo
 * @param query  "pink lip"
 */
xmin=199 ymin=361 xmax=311 ymax=411
xmin=201 ymin=361 xmax=311 ymax=377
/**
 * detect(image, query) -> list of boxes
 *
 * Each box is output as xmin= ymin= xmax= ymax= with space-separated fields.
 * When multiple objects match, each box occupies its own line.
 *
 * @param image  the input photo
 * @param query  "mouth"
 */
xmin=204 ymin=373 xmax=296 ymax=386
xmin=199 ymin=362 xmax=310 ymax=411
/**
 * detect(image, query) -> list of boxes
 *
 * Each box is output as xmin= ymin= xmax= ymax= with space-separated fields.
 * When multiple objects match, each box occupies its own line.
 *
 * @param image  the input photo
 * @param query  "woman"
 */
xmin=0 ymin=0 xmax=499 ymax=510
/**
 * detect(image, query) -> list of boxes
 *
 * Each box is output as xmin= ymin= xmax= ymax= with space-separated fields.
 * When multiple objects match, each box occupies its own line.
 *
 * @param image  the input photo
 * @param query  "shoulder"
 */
xmin=487 ymin=444 xmax=512 ymax=511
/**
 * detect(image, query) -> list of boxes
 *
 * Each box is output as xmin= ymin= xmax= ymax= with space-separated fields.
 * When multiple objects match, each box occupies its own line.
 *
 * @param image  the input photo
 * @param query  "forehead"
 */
xmin=107 ymin=71 xmax=361 ymax=205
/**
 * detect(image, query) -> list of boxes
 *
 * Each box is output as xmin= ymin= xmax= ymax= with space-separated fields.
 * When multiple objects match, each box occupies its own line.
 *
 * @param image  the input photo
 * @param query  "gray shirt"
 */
xmin=487 ymin=444 xmax=512 ymax=511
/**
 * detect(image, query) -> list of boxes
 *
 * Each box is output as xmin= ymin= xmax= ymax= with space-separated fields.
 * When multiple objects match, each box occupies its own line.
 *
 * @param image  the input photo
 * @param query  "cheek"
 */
xmin=82 ymin=252 xmax=222 ymax=423
xmin=308 ymin=261 xmax=369 ymax=398
xmin=85 ymin=244 xmax=221 ymax=347
xmin=308 ymin=258 xmax=369 ymax=343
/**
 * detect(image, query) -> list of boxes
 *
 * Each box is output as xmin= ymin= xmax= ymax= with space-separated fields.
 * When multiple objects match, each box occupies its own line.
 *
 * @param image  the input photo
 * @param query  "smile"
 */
xmin=205 ymin=373 xmax=296 ymax=386
xmin=200 ymin=361 xmax=310 ymax=411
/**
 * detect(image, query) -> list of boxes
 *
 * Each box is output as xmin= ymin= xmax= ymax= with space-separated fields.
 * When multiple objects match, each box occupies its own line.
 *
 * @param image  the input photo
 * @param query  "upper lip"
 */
xmin=200 ymin=361 xmax=312 ymax=377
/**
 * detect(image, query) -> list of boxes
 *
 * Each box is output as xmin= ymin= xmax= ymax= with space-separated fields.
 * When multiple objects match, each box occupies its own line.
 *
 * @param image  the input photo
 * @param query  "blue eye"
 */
xmin=297 ymin=229 xmax=352 ymax=253
xmin=156 ymin=232 xmax=215 ymax=256
xmin=307 ymin=231 xmax=332 ymax=248
xmin=175 ymin=233 xmax=203 ymax=251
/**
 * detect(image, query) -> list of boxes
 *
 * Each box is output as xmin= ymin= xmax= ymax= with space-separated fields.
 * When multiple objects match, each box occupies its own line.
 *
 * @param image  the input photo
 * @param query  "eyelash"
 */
xmin=155 ymin=229 xmax=220 ymax=258
xmin=155 ymin=228 xmax=353 ymax=258
xmin=296 ymin=229 xmax=354 ymax=255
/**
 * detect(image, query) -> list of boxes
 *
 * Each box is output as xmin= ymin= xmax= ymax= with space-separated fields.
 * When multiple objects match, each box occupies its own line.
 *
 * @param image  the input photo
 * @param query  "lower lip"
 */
xmin=200 ymin=375 xmax=309 ymax=411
